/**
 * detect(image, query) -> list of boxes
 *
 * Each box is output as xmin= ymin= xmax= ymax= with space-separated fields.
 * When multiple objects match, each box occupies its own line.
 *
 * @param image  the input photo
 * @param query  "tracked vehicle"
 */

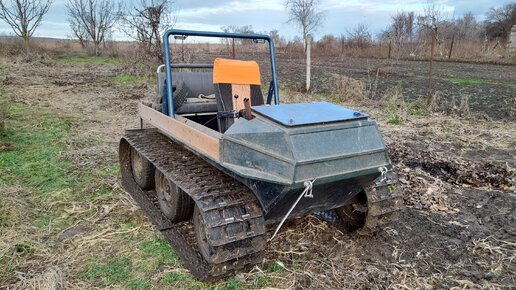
xmin=119 ymin=30 xmax=402 ymax=281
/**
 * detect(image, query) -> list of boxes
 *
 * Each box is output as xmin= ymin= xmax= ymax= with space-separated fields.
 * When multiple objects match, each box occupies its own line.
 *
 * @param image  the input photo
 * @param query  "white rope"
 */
xmin=269 ymin=178 xmax=316 ymax=241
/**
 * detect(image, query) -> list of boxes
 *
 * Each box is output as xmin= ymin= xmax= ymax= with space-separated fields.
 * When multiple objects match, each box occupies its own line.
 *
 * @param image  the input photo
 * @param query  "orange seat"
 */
xmin=213 ymin=58 xmax=264 ymax=133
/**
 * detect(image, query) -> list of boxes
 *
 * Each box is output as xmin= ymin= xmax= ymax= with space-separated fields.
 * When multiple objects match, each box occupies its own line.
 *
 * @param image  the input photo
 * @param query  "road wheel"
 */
xmin=194 ymin=205 xmax=215 ymax=262
xmin=335 ymin=190 xmax=368 ymax=232
xmin=130 ymin=147 xmax=155 ymax=190
xmin=155 ymin=169 xmax=194 ymax=222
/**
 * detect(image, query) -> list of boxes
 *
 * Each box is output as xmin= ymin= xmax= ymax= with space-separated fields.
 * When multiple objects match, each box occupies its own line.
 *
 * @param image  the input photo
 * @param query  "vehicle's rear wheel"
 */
xmin=155 ymin=169 xmax=194 ymax=222
xmin=130 ymin=147 xmax=155 ymax=190
xmin=335 ymin=191 xmax=368 ymax=232
xmin=194 ymin=205 xmax=215 ymax=262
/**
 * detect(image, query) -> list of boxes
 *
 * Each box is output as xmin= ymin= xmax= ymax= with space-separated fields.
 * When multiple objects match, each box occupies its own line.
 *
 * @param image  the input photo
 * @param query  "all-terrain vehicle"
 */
xmin=119 ymin=29 xmax=402 ymax=281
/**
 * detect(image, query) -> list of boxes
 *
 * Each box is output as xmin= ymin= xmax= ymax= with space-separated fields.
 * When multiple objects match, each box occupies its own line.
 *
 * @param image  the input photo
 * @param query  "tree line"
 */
xmin=0 ymin=0 xmax=514 ymax=59
xmin=0 ymin=0 xmax=175 ymax=59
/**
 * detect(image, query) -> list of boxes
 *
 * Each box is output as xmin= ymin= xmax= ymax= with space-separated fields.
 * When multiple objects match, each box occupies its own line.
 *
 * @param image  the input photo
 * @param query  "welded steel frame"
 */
xmin=163 ymin=29 xmax=280 ymax=116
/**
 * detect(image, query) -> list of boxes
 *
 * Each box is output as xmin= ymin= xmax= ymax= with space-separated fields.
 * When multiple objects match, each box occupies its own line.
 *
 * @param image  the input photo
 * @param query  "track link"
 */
xmin=362 ymin=171 xmax=403 ymax=232
xmin=119 ymin=129 xmax=267 ymax=281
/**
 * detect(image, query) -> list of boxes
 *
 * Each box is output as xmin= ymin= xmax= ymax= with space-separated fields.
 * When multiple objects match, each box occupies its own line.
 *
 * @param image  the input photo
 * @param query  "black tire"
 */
xmin=130 ymin=147 xmax=155 ymax=190
xmin=151 ymin=81 xmax=189 ymax=112
xmin=194 ymin=205 xmax=214 ymax=262
xmin=335 ymin=190 xmax=368 ymax=232
xmin=155 ymin=169 xmax=194 ymax=222
xmin=172 ymin=81 xmax=189 ymax=110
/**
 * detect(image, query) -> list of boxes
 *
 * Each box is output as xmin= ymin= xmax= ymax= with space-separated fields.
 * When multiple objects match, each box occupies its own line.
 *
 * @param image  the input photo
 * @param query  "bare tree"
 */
xmin=417 ymin=3 xmax=446 ymax=105
xmin=346 ymin=23 xmax=371 ymax=48
xmin=285 ymin=0 xmax=325 ymax=52
xmin=392 ymin=11 xmax=415 ymax=43
xmin=417 ymin=2 xmax=446 ymax=40
xmin=66 ymin=0 xmax=120 ymax=56
xmin=381 ymin=11 xmax=416 ymax=59
xmin=484 ymin=2 xmax=516 ymax=42
xmin=0 ymin=0 xmax=53 ymax=43
xmin=120 ymin=0 xmax=176 ymax=60
xmin=269 ymin=29 xmax=286 ymax=46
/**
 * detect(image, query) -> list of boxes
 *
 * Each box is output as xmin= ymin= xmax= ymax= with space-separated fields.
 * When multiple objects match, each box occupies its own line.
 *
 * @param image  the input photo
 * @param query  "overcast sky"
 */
xmin=0 ymin=0 xmax=513 ymax=41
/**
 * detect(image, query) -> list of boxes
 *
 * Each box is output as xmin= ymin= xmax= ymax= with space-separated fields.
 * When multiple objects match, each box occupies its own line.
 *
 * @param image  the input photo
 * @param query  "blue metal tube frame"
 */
xmin=163 ymin=29 xmax=280 ymax=116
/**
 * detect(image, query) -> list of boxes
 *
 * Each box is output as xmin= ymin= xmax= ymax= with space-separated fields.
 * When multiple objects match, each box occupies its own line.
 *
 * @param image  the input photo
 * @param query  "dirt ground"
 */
xmin=0 ymin=54 xmax=515 ymax=289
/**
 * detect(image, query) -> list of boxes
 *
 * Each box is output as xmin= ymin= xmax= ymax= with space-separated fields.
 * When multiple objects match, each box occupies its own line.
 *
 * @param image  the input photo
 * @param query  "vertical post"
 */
xmin=163 ymin=32 xmax=174 ymax=116
xmin=388 ymin=40 xmax=392 ymax=59
xmin=232 ymin=38 xmax=235 ymax=59
xmin=306 ymin=34 xmax=311 ymax=92
xmin=427 ymin=31 xmax=435 ymax=105
xmin=181 ymin=39 xmax=184 ymax=62
xmin=448 ymin=33 xmax=455 ymax=59
xmin=268 ymin=38 xmax=280 ymax=105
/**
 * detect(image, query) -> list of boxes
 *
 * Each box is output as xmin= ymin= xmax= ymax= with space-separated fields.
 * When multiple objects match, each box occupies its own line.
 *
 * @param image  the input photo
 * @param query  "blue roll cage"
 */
xmin=163 ymin=29 xmax=280 ymax=116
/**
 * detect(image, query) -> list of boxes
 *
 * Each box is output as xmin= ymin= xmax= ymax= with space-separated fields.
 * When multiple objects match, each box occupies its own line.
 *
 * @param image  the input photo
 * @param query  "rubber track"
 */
xmin=362 ymin=171 xmax=403 ymax=232
xmin=119 ymin=129 xmax=267 ymax=281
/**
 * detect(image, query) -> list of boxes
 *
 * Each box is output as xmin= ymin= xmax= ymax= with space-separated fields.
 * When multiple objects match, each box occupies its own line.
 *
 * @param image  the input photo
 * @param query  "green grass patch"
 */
xmin=112 ymin=74 xmax=139 ymax=84
xmin=329 ymin=97 xmax=341 ymax=103
xmin=219 ymin=278 xmax=242 ymax=290
xmin=110 ymin=74 xmax=153 ymax=85
xmin=55 ymin=55 xmax=124 ymax=66
xmin=34 ymin=213 xmax=57 ymax=228
xmin=0 ymin=91 xmax=7 ymax=137
xmin=126 ymin=277 xmax=151 ymax=289
xmin=444 ymin=77 xmax=515 ymax=87
xmin=386 ymin=114 xmax=403 ymax=125
xmin=138 ymin=238 xmax=179 ymax=265
xmin=446 ymin=77 xmax=491 ymax=84
xmin=0 ymin=103 xmax=78 ymax=194
xmin=84 ymin=257 xmax=132 ymax=285
xmin=255 ymin=275 xmax=273 ymax=287
xmin=267 ymin=261 xmax=285 ymax=272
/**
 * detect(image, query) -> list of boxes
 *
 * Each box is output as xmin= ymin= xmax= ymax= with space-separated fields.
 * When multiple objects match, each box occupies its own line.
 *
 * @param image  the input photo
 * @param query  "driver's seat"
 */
xmin=213 ymin=58 xmax=264 ymax=133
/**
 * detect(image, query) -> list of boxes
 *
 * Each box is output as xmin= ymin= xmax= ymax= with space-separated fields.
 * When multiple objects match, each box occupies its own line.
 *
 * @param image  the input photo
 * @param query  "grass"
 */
xmin=137 ymin=238 xmax=180 ymax=266
xmin=55 ymin=55 xmax=125 ymax=66
xmin=386 ymin=113 xmax=403 ymax=125
xmin=110 ymin=74 xmax=154 ymax=85
xmin=112 ymin=74 xmax=139 ymax=84
xmin=444 ymin=77 xmax=515 ymax=87
xmin=161 ymin=272 xmax=193 ymax=283
xmin=84 ymin=257 xmax=132 ymax=285
xmin=0 ymin=104 xmax=77 ymax=195
xmin=0 ymin=91 xmax=7 ymax=137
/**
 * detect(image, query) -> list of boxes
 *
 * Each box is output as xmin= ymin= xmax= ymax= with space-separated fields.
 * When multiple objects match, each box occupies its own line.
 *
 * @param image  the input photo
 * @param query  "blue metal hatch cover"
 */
xmin=252 ymin=102 xmax=368 ymax=127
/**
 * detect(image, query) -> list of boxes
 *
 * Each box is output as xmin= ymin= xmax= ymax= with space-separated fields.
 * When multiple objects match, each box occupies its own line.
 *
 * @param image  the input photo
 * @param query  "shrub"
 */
xmin=329 ymin=74 xmax=365 ymax=102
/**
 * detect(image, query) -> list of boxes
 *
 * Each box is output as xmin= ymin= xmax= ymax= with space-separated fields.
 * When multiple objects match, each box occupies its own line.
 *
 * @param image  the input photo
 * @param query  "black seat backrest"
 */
xmin=157 ymin=71 xmax=215 ymax=100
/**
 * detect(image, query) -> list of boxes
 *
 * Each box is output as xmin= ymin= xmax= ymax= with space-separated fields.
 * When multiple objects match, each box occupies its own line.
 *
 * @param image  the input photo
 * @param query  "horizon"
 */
xmin=0 ymin=0 xmax=514 ymax=42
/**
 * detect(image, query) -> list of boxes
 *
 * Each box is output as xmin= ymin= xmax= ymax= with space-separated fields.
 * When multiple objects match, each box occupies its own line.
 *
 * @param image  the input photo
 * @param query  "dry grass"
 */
xmin=309 ymin=39 xmax=516 ymax=65
xmin=0 ymin=98 xmax=6 ymax=136
xmin=329 ymin=74 xmax=365 ymax=102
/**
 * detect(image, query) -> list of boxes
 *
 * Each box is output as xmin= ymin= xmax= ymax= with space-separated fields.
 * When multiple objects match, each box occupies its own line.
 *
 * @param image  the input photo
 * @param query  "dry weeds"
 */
xmin=329 ymin=74 xmax=365 ymax=102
